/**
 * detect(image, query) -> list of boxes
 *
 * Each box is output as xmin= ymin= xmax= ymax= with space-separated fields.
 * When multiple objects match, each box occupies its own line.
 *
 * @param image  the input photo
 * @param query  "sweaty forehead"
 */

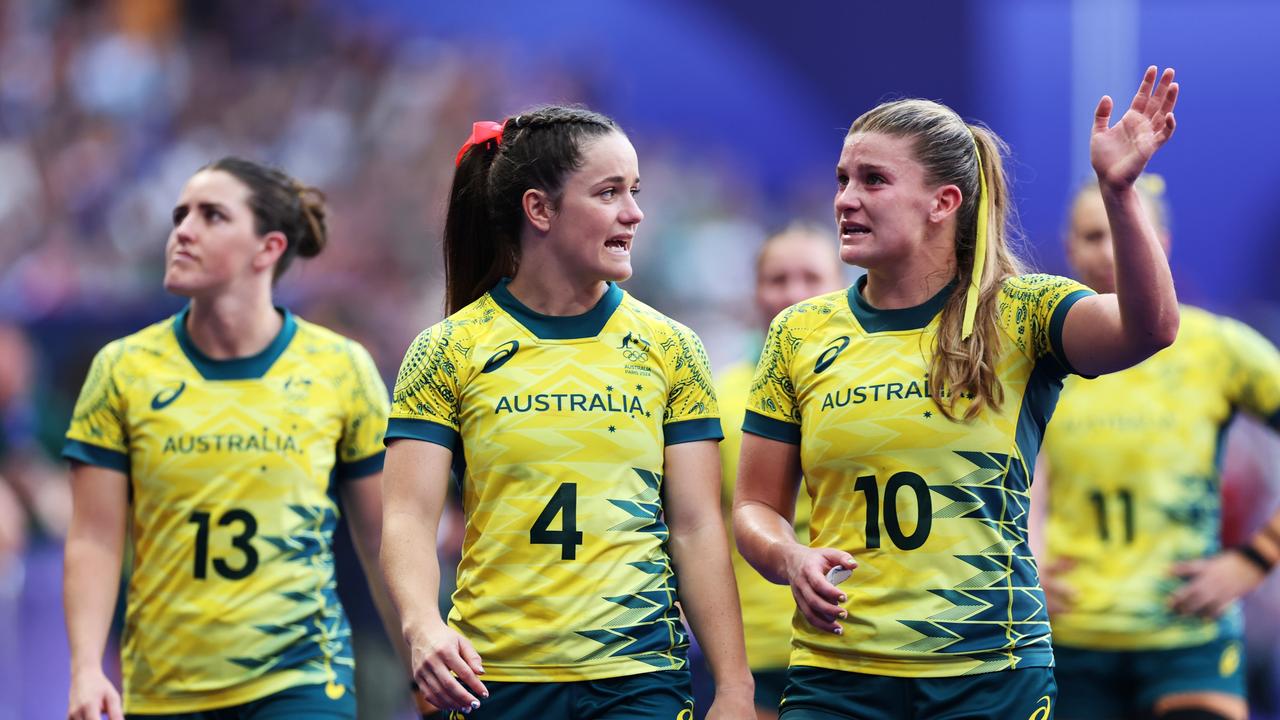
xmin=839 ymin=132 xmax=920 ymax=168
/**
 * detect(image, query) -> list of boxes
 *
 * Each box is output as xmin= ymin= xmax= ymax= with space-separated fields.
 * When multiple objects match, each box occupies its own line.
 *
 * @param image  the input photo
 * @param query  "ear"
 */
xmin=522 ymin=188 xmax=555 ymax=233
xmin=929 ymin=184 xmax=964 ymax=224
xmin=254 ymin=231 xmax=289 ymax=273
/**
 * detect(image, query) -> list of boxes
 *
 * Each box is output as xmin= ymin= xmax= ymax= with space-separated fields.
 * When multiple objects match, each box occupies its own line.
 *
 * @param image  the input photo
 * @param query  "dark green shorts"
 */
xmin=753 ymin=668 xmax=789 ymax=712
xmin=426 ymin=670 xmax=694 ymax=720
xmin=1055 ymin=638 xmax=1246 ymax=719
xmin=779 ymin=665 xmax=1056 ymax=719
xmin=128 ymin=681 xmax=356 ymax=719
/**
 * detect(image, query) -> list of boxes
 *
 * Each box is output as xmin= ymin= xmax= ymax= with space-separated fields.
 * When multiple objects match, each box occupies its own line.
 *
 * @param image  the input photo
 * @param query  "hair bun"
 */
xmin=293 ymin=183 xmax=328 ymax=258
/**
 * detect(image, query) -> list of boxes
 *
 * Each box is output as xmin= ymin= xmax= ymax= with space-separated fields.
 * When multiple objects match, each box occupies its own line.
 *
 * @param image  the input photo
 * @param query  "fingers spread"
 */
xmin=1159 ymin=78 xmax=1179 ymax=116
xmin=1130 ymin=65 xmax=1158 ymax=112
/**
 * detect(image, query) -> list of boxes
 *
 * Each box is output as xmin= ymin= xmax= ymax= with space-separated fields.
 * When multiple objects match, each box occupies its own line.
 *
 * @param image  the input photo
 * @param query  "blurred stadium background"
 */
xmin=1 ymin=1 xmax=1278 ymax=717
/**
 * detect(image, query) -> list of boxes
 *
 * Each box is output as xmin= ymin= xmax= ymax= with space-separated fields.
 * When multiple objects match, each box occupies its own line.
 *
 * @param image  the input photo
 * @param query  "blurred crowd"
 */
xmin=1 ymin=1 xmax=1279 ymax=718
xmin=0 ymin=2 xmax=779 ymax=716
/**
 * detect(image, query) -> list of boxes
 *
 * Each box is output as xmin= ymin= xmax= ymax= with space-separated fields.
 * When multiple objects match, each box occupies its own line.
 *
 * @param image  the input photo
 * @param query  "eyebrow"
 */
xmin=838 ymin=162 xmax=891 ymax=174
xmin=178 ymin=201 xmax=230 ymax=212
xmin=172 ymin=201 xmax=232 ymax=218
xmin=596 ymin=175 xmax=639 ymax=185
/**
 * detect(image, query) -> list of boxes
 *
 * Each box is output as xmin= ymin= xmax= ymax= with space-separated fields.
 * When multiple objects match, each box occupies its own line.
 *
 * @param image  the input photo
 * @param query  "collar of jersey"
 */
xmin=847 ymin=275 xmax=956 ymax=333
xmin=173 ymin=305 xmax=298 ymax=380
xmin=488 ymin=278 xmax=623 ymax=340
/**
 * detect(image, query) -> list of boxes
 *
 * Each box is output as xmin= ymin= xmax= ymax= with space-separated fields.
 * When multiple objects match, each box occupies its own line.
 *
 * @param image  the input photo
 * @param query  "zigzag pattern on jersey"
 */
xmin=575 ymin=468 xmax=686 ymax=670
xmin=899 ymin=450 xmax=1047 ymax=673
xmin=232 ymin=505 xmax=352 ymax=680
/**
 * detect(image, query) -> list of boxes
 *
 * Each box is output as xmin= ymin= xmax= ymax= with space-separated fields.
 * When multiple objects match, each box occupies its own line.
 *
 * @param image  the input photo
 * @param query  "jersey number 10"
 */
xmin=853 ymin=472 xmax=933 ymax=550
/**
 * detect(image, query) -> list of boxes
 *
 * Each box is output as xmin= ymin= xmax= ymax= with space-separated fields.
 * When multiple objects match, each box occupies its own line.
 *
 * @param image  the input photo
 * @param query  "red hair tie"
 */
xmin=455 ymin=120 xmax=505 ymax=167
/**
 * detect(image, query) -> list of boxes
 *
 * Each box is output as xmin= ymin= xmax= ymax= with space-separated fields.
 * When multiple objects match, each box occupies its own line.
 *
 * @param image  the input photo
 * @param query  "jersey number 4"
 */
xmin=188 ymin=509 xmax=260 ymax=580
xmin=531 ymin=482 xmax=584 ymax=560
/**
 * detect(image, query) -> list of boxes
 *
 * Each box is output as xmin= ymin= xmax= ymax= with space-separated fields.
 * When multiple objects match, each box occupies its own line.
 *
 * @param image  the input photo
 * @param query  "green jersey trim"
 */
xmin=1047 ymin=288 xmax=1094 ymax=376
xmin=173 ymin=306 xmax=299 ymax=380
xmin=847 ymin=276 xmax=955 ymax=333
xmin=1214 ymin=408 xmax=1237 ymax=473
xmin=742 ymin=410 xmax=801 ymax=445
xmin=489 ymin=279 xmax=624 ymax=340
xmin=384 ymin=418 xmax=460 ymax=452
xmin=62 ymin=439 xmax=129 ymax=473
xmin=664 ymin=418 xmax=724 ymax=446
xmin=334 ymin=451 xmax=386 ymax=481
xmin=1013 ymin=358 xmax=1067 ymax=479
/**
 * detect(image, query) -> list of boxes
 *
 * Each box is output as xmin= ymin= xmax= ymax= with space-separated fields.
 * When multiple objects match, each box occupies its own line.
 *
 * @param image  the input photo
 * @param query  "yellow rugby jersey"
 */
xmin=63 ymin=308 xmax=388 ymax=714
xmin=717 ymin=358 xmax=811 ymax=671
xmin=745 ymin=274 xmax=1093 ymax=677
xmin=1042 ymin=306 xmax=1280 ymax=651
xmin=387 ymin=280 xmax=722 ymax=683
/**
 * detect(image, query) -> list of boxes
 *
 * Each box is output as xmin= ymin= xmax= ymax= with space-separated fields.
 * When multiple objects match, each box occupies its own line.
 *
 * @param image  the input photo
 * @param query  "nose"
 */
xmin=834 ymin=183 xmax=862 ymax=216
xmin=172 ymin=213 xmax=199 ymax=243
xmin=620 ymin=193 xmax=644 ymax=226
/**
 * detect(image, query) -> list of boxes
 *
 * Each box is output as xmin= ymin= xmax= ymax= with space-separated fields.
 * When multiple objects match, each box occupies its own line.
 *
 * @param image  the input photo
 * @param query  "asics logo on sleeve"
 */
xmin=481 ymin=340 xmax=520 ymax=373
xmin=151 ymin=381 xmax=187 ymax=410
xmin=814 ymin=336 xmax=850 ymax=373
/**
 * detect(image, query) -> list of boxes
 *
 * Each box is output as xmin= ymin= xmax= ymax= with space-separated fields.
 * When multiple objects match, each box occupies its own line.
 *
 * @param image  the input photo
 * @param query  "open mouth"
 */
xmin=840 ymin=222 xmax=871 ymax=239
xmin=605 ymin=236 xmax=632 ymax=254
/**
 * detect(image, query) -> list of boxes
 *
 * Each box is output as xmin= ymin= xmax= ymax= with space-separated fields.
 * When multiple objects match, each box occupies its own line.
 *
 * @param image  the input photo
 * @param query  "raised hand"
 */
xmin=1091 ymin=66 xmax=1179 ymax=190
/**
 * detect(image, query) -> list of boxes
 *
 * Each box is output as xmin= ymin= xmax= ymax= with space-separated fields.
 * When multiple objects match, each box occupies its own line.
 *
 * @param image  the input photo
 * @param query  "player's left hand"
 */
xmin=1090 ymin=66 xmax=1179 ymax=191
xmin=1169 ymin=550 xmax=1267 ymax=618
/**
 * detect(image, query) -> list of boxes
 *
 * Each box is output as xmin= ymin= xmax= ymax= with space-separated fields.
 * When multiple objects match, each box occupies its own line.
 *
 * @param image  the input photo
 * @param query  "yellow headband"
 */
xmin=962 ymin=130 xmax=989 ymax=340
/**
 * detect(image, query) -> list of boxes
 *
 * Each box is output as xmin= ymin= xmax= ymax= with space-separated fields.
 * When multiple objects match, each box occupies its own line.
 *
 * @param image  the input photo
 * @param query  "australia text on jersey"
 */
xmin=162 ymin=429 xmax=302 ymax=454
xmin=819 ymin=373 xmax=965 ymax=410
xmin=494 ymin=388 xmax=650 ymax=416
